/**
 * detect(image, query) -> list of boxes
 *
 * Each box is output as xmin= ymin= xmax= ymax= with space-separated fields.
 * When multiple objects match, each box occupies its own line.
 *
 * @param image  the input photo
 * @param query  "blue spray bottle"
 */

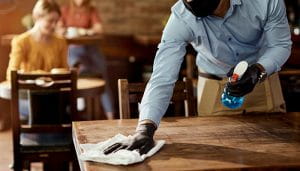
xmin=221 ymin=61 xmax=248 ymax=109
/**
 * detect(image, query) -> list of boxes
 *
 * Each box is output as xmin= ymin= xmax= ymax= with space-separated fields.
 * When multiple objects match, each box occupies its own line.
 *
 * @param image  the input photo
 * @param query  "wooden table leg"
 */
xmin=85 ymin=97 xmax=93 ymax=120
xmin=93 ymin=96 xmax=105 ymax=120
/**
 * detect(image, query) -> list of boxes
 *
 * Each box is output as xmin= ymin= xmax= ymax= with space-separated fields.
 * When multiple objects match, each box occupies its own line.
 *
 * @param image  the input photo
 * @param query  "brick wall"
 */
xmin=58 ymin=0 xmax=178 ymax=35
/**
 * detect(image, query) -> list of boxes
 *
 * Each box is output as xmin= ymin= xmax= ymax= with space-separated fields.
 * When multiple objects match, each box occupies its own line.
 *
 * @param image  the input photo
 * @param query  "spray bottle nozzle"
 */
xmin=230 ymin=73 xmax=240 ymax=83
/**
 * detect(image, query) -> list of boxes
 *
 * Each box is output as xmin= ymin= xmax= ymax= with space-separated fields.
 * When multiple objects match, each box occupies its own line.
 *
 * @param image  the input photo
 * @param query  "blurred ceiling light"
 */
xmin=294 ymin=27 xmax=300 ymax=36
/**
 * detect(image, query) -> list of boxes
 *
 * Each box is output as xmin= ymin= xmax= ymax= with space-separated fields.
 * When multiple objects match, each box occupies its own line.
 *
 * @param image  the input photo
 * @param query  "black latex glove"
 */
xmin=225 ymin=63 xmax=263 ymax=97
xmin=104 ymin=123 xmax=156 ymax=155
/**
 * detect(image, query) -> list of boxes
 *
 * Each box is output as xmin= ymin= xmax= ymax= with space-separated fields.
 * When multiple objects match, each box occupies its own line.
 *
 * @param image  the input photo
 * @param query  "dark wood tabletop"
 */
xmin=133 ymin=34 xmax=161 ymax=46
xmin=72 ymin=113 xmax=300 ymax=171
xmin=1 ymin=34 xmax=15 ymax=46
xmin=66 ymin=35 xmax=103 ymax=45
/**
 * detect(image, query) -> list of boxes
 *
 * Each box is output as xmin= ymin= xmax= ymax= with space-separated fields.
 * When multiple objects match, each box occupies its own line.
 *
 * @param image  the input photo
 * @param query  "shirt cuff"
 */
xmin=139 ymin=108 xmax=162 ymax=127
xmin=256 ymin=60 xmax=276 ymax=76
xmin=137 ymin=120 xmax=157 ymax=129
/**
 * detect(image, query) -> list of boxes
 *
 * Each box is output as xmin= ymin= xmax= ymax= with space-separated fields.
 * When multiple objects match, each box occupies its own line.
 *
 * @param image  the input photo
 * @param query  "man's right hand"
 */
xmin=104 ymin=122 xmax=156 ymax=155
xmin=225 ymin=63 xmax=264 ymax=97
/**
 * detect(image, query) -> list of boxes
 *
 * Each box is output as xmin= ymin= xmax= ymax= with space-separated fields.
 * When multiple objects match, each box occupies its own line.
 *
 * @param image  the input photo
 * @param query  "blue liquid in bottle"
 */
xmin=221 ymin=91 xmax=244 ymax=109
xmin=221 ymin=61 xmax=248 ymax=109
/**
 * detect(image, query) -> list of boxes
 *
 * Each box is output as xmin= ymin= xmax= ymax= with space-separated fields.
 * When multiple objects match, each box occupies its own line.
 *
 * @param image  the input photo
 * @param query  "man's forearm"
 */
xmin=257 ymin=47 xmax=291 ymax=75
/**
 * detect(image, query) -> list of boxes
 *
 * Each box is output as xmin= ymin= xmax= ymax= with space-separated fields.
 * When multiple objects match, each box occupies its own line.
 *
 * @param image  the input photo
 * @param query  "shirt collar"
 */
xmin=219 ymin=0 xmax=242 ymax=20
xmin=232 ymin=0 xmax=242 ymax=6
xmin=195 ymin=0 xmax=242 ymax=20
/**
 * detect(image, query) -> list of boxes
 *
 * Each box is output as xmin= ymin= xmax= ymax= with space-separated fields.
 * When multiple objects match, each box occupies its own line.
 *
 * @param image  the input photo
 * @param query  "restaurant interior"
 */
xmin=0 ymin=0 xmax=300 ymax=170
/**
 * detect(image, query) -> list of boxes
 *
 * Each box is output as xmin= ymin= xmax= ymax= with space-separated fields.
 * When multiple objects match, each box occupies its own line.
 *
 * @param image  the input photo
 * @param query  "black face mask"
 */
xmin=183 ymin=0 xmax=221 ymax=17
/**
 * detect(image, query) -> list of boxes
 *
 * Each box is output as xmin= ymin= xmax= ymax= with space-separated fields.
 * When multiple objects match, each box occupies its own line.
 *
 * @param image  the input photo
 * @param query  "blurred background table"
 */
xmin=1 ymin=34 xmax=14 ymax=46
xmin=133 ymin=34 xmax=161 ymax=46
xmin=73 ymin=113 xmax=300 ymax=171
xmin=0 ymin=77 xmax=105 ymax=120
xmin=66 ymin=35 xmax=103 ymax=45
xmin=1 ymin=33 xmax=162 ymax=118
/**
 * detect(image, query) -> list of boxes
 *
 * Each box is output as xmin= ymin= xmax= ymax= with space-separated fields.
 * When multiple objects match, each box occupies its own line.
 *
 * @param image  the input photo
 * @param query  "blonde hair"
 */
xmin=70 ymin=0 xmax=91 ymax=9
xmin=32 ymin=0 xmax=61 ymax=19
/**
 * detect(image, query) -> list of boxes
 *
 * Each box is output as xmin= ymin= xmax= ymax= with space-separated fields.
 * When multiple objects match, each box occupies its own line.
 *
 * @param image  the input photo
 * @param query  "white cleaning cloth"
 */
xmin=79 ymin=133 xmax=165 ymax=165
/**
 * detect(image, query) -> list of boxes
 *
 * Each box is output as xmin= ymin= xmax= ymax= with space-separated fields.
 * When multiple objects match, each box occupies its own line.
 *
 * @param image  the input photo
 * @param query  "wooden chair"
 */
xmin=118 ymin=78 xmax=196 ymax=119
xmin=10 ymin=69 xmax=78 ymax=171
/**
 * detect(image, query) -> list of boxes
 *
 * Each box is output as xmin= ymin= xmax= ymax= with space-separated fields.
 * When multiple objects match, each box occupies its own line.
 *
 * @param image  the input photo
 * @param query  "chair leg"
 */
xmin=72 ymin=160 xmax=80 ymax=171
xmin=23 ymin=161 xmax=30 ymax=171
xmin=72 ymin=145 xmax=80 ymax=171
xmin=11 ymin=160 xmax=30 ymax=171
xmin=86 ymin=97 xmax=93 ymax=120
xmin=11 ymin=160 xmax=22 ymax=171
xmin=43 ymin=161 xmax=70 ymax=171
xmin=43 ymin=162 xmax=51 ymax=171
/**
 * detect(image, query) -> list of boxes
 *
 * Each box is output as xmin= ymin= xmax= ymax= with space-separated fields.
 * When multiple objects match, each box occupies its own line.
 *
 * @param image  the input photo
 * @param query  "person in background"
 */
xmin=7 ymin=0 xmax=68 ymax=119
xmin=104 ymin=0 xmax=292 ymax=155
xmin=21 ymin=0 xmax=57 ymax=30
xmin=8 ymin=2 xmax=73 ymax=170
xmin=56 ymin=0 xmax=115 ymax=119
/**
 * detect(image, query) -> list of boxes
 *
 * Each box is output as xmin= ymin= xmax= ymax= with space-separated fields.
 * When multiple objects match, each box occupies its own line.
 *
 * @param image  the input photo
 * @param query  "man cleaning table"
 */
xmin=104 ymin=0 xmax=292 ymax=155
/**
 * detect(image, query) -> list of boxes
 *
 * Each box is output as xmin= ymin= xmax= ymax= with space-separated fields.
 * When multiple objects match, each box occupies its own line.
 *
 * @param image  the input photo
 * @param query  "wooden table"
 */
xmin=279 ymin=68 xmax=300 ymax=77
xmin=73 ymin=113 xmax=300 ymax=171
xmin=0 ymin=77 xmax=105 ymax=120
xmin=133 ymin=34 xmax=161 ymax=46
xmin=1 ymin=34 xmax=15 ymax=46
xmin=66 ymin=35 xmax=103 ymax=45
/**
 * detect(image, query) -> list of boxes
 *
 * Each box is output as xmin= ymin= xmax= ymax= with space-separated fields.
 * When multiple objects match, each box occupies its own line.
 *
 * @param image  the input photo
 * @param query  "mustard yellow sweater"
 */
xmin=6 ymin=31 xmax=68 ymax=80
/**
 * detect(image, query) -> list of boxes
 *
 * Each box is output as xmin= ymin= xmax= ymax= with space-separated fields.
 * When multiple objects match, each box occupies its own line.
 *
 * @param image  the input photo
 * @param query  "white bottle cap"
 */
xmin=231 ymin=61 xmax=248 ymax=82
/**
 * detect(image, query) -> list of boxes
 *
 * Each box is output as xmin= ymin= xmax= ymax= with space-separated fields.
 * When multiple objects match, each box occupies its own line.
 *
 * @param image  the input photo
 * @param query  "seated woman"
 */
xmin=57 ymin=0 xmax=115 ymax=119
xmin=6 ymin=0 xmax=68 ymax=120
xmin=21 ymin=0 xmax=57 ymax=30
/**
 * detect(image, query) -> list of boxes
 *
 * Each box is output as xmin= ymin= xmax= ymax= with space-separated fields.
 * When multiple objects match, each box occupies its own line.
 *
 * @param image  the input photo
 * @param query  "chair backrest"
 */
xmin=118 ymin=78 xmax=196 ymax=119
xmin=10 ymin=69 xmax=77 ymax=158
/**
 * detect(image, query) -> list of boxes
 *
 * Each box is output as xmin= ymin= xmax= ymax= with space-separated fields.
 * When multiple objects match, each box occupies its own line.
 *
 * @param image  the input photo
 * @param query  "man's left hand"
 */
xmin=225 ymin=63 xmax=265 ymax=97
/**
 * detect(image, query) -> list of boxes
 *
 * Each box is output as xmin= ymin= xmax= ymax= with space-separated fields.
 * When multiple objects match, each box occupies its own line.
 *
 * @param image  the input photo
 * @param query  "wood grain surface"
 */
xmin=73 ymin=113 xmax=300 ymax=171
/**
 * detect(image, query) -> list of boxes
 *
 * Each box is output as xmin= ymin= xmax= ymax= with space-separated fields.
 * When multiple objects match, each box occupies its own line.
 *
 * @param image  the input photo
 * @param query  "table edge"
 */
xmin=72 ymin=122 xmax=87 ymax=171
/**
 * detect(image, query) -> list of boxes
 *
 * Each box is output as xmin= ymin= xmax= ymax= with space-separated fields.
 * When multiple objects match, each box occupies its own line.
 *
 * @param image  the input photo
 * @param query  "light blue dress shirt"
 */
xmin=139 ymin=0 xmax=292 ymax=126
